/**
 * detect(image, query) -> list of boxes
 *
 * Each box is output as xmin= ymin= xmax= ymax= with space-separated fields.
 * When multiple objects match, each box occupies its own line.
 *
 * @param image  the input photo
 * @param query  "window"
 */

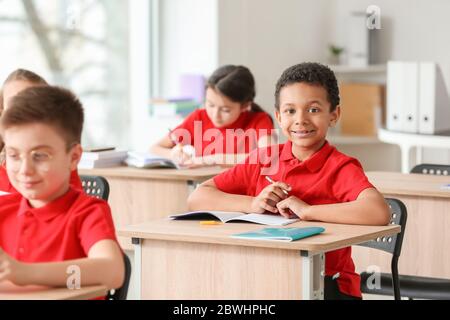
xmin=0 ymin=0 xmax=132 ymax=148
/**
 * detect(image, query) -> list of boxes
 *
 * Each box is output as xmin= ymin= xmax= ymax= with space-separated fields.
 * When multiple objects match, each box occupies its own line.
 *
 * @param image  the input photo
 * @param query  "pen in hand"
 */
xmin=168 ymin=128 xmax=195 ymax=164
xmin=265 ymin=176 xmax=289 ymax=195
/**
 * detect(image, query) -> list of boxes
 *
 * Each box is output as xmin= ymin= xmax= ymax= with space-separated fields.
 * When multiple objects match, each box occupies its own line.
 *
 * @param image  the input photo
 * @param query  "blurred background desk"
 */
xmin=353 ymin=171 xmax=450 ymax=280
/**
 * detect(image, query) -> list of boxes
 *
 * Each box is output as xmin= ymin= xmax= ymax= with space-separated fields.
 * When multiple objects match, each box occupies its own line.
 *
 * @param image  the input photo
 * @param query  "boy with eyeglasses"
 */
xmin=0 ymin=86 xmax=124 ymax=293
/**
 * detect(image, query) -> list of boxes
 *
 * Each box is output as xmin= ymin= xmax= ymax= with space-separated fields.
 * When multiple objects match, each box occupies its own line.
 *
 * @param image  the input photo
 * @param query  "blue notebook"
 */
xmin=231 ymin=227 xmax=325 ymax=242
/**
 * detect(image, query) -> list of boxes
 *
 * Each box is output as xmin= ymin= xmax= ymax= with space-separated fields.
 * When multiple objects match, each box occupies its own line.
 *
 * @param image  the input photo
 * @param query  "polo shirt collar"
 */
xmin=17 ymin=187 xmax=80 ymax=222
xmin=280 ymin=140 xmax=334 ymax=172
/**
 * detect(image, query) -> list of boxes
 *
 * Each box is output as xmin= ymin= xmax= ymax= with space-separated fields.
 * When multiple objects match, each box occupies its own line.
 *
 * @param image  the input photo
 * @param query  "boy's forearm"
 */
xmin=188 ymin=185 xmax=254 ymax=213
xmin=304 ymin=198 xmax=390 ymax=226
xmin=18 ymin=257 xmax=123 ymax=289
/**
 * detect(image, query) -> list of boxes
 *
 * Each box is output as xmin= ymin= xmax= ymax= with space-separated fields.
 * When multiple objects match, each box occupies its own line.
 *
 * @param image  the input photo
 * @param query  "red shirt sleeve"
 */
xmin=213 ymin=151 xmax=260 ymax=196
xmin=77 ymin=199 xmax=118 ymax=254
xmin=331 ymin=159 xmax=374 ymax=202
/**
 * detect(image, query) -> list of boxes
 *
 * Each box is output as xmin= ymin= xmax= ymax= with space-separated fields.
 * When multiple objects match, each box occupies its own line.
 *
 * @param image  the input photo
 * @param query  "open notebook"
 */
xmin=231 ymin=227 xmax=325 ymax=242
xmin=169 ymin=211 xmax=299 ymax=226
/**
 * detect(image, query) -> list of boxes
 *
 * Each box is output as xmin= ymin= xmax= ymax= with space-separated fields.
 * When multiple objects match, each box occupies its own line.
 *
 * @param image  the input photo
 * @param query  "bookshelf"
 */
xmin=330 ymin=64 xmax=386 ymax=85
xmin=329 ymin=64 xmax=386 ymax=74
xmin=328 ymin=134 xmax=380 ymax=145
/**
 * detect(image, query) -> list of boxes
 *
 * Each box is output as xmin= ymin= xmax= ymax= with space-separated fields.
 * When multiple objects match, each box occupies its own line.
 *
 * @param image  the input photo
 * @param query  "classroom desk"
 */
xmin=0 ymin=282 xmax=107 ymax=300
xmin=352 ymin=171 xmax=450 ymax=280
xmin=118 ymin=219 xmax=399 ymax=300
xmin=79 ymin=166 xmax=225 ymax=250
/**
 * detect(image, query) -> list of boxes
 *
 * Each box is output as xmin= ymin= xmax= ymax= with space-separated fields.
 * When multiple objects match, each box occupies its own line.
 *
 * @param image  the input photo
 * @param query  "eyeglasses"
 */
xmin=6 ymin=150 xmax=54 ymax=172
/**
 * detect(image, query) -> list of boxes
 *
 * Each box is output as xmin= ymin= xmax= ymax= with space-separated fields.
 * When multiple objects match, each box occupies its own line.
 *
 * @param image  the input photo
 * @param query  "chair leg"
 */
xmin=391 ymin=256 xmax=401 ymax=300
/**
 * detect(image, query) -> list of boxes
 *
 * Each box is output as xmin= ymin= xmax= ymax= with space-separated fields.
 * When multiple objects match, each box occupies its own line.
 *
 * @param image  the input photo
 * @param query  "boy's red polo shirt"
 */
xmin=0 ymin=165 xmax=82 ymax=193
xmin=173 ymin=109 xmax=274 ymax=156
xmin=0 ymin=187 xmax=118 ymax=263
xmin=213 ymin=140 xmax=375 ymax=298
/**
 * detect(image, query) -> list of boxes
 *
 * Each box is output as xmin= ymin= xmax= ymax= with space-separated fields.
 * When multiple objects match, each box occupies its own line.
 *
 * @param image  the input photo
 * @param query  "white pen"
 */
xmin=265 ymin=176 xmax=289 ymax=195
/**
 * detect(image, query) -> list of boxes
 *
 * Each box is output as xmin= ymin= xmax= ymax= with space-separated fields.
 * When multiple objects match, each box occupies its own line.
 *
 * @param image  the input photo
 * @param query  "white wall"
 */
xmin=159 ymin=0 xmax=219 ymax=98
xmin=218 ymin=0 xmax=334 ymax=112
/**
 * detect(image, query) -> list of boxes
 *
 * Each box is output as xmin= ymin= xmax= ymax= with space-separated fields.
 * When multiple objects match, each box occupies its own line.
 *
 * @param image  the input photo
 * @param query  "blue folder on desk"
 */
xmin=231 ymin=227 xmax=325 ymax=242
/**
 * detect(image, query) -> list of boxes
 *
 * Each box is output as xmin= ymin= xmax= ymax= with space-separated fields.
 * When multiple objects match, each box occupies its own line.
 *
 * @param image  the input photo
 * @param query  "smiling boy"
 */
xmin=188 ymin=62 xmax=390 ymax=299
xmin=0 ymin=86 xmax=124 ymax=291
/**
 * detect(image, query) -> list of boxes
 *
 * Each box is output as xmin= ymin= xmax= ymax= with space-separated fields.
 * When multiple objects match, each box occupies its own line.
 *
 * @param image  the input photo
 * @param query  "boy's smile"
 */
xmin=275 ymin=82 xmax=340 ymax=161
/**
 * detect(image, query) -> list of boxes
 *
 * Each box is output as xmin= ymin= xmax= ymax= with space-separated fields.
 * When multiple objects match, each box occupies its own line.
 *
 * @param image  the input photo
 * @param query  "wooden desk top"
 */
xmin=79 ymin=166 xmax=226 ymax=182
xmin=0 ymin=282 xmax=108 ymax=300
xmin=118 ymin=219 xmax=400 ymax=254
xmin=367 ymin=171 xmax=450 ymax=198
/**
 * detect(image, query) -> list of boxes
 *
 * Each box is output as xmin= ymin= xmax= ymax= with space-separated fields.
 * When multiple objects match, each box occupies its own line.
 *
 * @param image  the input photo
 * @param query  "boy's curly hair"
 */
xmin=274 ymin=62 xmax=340 ymax=111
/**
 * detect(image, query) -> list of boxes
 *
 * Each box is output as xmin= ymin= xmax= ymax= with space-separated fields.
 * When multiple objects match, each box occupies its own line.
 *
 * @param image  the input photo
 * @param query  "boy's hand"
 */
xmin=250 ymin=182 xmax=291 ymax=214
xmin=276 ymin=196 xmax=310 ymax=219
xmin=0 ymin=248 xmax=26 ymax=285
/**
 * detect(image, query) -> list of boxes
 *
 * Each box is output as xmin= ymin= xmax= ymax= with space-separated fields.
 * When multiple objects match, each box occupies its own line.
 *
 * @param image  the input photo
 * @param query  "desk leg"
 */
xmin=400 ymin=145 xmax=413 ymax=174
xmin=301 ymin=251 xmax=325 ymax=300
xmin=132 ymin=238 xmax=142 ymax=300
xmin=416 ymin=146 xmax=423 ymax=166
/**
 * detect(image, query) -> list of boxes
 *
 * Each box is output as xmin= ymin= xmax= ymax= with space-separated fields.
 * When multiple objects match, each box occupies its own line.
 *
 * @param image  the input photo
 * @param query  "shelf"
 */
xmin=329 ymin=64 xmax=386 ymax=74
xmin=378 ymin=128 xmax=450 ymax=148
xmin=328 ymin=135 xmax=381 ymax=145
xmin=378 ymin=128 xmax=450 ymax=173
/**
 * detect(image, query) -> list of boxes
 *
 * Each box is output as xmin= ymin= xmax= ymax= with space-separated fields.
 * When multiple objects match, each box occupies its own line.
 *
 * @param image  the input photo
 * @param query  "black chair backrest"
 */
xmin=411 ymin=164 xmax=450 ymax=176
xmin=80 ymin=175 xmax=110 ymax=201
xmin=357 ymin=198 xmax=407 ymax=257
xmin=107 ymin=254 xmax=132 ymax=300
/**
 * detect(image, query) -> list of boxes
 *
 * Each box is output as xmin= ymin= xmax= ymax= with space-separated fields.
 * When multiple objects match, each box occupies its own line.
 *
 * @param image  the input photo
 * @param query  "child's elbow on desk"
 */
xmin=358 ymin=188 xmax=391 ymax=226
xmin=370 ymin=200 xmax=391 ymax=226
xmin=187 ymin=179 xmax=216 ymax=211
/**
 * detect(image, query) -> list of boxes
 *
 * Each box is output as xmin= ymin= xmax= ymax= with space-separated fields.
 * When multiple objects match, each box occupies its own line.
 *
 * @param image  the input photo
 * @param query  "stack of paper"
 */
xmin=125 ymin=151 xmax=179 ymax=169
xmin=78 ymin=149 xmax=128 ymax=169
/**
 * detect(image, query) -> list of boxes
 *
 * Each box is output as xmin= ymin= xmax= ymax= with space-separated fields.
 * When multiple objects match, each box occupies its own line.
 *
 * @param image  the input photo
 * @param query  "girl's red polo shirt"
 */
xmin=0 ymin=165 xmax=82 ymax=193
xmin=0 ymin=187 xmax=117 ymax=263
xmin=213 ymin=140 xmax=375 ymax=298
xmin=173 ymin=109 xmax=274 ymax=156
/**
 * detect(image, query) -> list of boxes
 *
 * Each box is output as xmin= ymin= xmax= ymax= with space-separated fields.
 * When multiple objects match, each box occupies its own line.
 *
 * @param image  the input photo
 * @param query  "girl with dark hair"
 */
xmin=151 ymin=65 xmax=275 ymax=167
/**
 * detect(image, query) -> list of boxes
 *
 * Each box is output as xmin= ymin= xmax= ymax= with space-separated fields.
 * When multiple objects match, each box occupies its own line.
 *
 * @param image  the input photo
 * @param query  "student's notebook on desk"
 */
xmin=231 ymin=227 xmax=325 ymax=242
xmin=125 ymin=151 xmax=179 ymax=169
xmin=169 ymin=211 xmax=299 ymax=226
